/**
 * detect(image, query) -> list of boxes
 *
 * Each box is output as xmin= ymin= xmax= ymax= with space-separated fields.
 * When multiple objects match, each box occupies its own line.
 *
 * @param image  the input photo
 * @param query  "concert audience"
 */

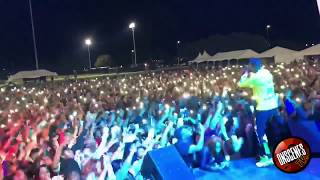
xmin=0 ymin=59 xmax=319 ymax=179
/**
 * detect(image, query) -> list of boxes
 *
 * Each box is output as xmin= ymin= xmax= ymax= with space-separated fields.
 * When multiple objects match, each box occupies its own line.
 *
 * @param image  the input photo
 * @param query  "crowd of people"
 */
xmin=0 ymin=59 xmax=319 ymax=179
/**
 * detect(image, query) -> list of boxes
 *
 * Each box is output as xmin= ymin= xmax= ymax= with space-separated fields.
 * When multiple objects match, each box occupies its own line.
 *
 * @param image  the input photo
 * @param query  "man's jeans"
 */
xmin=255 ymin=108 xmax=284 ymax=156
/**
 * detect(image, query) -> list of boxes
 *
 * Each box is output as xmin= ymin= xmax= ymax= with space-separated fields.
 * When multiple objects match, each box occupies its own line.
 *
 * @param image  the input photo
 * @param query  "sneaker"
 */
xmin=204 ymin=163 xmax=221 ymax=171
xmin=256 ymin=156 xmax=274 ymax=167
xmin=220 ymin=161 xmax=230 ymax=169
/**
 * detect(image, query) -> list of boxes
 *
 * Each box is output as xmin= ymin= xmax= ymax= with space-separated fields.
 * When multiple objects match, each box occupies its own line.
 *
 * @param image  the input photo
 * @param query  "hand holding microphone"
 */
xmin=241 ymin=67 xmax=250 ymax=79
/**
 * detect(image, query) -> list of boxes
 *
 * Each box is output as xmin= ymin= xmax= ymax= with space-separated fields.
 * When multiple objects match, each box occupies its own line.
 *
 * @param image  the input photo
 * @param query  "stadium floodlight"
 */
xmin=266 ymin=25 xmax=271 ymax=47
xmin=177 ymin=40 xmax=181 ymax=64
xmin=129 ymin=22 xmax=136 ymax=29
xmin=85 ymin=38 xmax=92 ymax=69
xmin=85 ymin=38 xmax=92 ymax=46
xmin=129 ymin=22 xmax=137 ymax=66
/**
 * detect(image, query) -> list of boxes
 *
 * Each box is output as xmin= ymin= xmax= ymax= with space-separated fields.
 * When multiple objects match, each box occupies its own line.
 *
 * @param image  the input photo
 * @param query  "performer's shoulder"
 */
xmin=260 ymin=68 xmax=273 ymax=76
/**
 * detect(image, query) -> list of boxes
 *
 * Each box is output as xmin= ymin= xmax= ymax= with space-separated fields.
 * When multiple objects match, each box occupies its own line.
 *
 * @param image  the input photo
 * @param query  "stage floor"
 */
xmin=194 ymin=158 xmax=320 ymax=180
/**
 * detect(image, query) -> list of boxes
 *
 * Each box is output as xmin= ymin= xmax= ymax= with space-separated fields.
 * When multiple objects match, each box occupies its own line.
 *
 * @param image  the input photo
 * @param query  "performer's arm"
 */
xmin=238 ymin=73 xmax=258 ymax=88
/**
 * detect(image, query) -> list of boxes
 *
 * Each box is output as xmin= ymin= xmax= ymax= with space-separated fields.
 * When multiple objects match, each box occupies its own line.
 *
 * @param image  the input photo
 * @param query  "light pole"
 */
xmin=129 ymin=22 xmax=137 ymax=66
xmin=266 ymin=25 xmax=271 ymax=47
xmin=177 ymin=40 xmax=181 ymax=65
xmin=85 ymin=38 xmax=92 ymax=69
xmin=28 ymin=0 xmax=39 ymax=70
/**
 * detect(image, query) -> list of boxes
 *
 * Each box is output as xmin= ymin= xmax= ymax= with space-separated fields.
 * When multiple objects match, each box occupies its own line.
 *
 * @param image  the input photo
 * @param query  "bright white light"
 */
xmin=233 ymin=78 xmax=236 ymax=83
xmin=85 ymin=38 xmax=92 ymax=45
xmin=177 ymin=40 xmax=181 ymax=44
xmin=242 ymin=91 xmax=248 ymax=96
xmin=142 ymin=119 xmax=147 ymax=124
xmin=280 ymin=93 xmax=284 ymax=98
xmin=223 ymin=117 xmax=228 ymax=124
xmin=183 ymin=92 xmax=190 ymax=99
xmin=202 ymin=105 xmax=207 ymax=110
xmin=44 ymin=97 xmax=48 ymax=104
xmin=129 ymin=22 xmax=135 ymax=29
xmin=250 ymin=105 xmax=255 ymax=113
xmin=266 ymin=25 xmax=271 ymax=29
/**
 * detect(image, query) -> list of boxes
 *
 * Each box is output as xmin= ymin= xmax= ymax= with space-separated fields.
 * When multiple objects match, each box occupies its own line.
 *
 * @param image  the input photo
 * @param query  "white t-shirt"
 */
xmin=238 ymin=68 xmax=279 ymax=111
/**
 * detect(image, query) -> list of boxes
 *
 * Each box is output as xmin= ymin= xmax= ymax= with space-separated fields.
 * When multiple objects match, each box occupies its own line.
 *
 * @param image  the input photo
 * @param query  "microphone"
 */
xmin=242 ymin=67 xmax=249 ymax=77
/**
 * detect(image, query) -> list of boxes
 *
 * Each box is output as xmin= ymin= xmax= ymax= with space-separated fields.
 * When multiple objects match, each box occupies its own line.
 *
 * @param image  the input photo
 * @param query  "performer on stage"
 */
xmin=238 ymin=58 xmax=282 ymax=167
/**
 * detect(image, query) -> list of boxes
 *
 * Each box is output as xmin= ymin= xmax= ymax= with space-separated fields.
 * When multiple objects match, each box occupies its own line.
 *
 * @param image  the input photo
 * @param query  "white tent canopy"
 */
xmin=8 ymin=69 xmax=58 ymax=82
xmin=189 ymin=52 xmax=203 ymax=63
xmin=256 ymin=46 xmax=302 ymax=64
xmin=210 ymin=49 xmax=259 ymax=62
xmin=197 ymin=50 xmax=212 ymax=63
xmin=189 ymin=51 xmax=212 ymax=63
xmin=298 ymin=44 xmax=320 ymax=57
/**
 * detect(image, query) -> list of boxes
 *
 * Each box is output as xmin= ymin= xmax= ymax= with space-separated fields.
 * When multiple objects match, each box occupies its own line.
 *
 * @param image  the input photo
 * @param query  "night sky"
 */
xmin=0 ymin=0 xmax=319 ymax=73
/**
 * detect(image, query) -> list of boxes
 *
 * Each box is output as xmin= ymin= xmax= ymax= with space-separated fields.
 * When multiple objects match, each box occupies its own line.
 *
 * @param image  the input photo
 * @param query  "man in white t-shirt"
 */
xmin=238 ymin=58 xmax=283 ymax=167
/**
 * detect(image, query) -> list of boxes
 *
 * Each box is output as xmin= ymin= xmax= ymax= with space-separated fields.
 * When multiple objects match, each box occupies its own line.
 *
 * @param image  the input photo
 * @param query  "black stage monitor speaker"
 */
xmin=141 ymin=145 xmax=195 ymax=180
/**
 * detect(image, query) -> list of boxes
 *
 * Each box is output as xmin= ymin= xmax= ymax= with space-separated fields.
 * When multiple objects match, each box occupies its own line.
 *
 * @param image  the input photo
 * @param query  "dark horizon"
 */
xmin=0 ymin=0 xmax=319 ymax=73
